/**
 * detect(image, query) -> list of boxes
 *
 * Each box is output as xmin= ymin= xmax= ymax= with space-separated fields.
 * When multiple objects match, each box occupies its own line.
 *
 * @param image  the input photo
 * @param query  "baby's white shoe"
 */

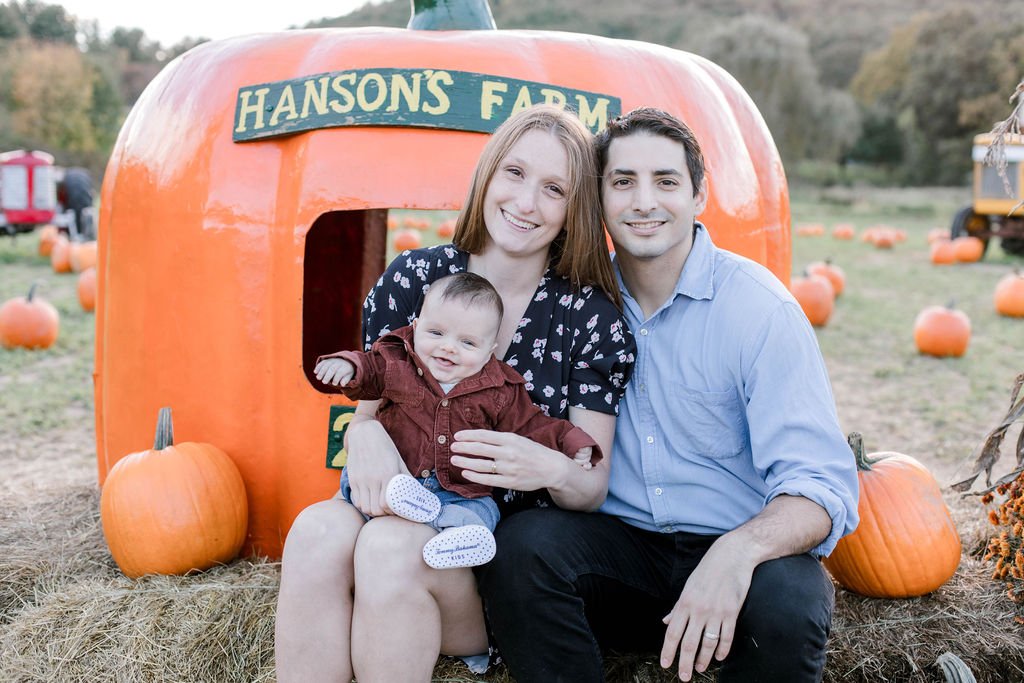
xmin=385 ymin=474 xmax=441 ymax=523
xmin=422 ymin=525 xmax=496 ymax=569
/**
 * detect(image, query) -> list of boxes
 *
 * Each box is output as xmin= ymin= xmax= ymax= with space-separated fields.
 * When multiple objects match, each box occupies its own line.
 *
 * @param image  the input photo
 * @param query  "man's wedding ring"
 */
xmin=703 ymin=632 xmax=719 ymax=640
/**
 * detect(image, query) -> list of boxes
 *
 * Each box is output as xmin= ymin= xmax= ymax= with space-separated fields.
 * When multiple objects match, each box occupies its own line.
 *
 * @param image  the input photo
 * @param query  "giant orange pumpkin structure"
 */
xmin=94 ymin=0 xmax=792 ymax=558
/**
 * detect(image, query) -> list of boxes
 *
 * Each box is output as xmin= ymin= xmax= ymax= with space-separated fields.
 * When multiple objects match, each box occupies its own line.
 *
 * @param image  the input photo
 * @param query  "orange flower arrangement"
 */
xmin=982 ymin=475 xmax=1024 ymax=624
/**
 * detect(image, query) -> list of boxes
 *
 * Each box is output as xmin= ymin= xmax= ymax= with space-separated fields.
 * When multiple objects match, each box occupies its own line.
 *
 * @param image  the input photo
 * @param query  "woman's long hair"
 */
xmin=453 ymin=105 xmax=621 ymax=309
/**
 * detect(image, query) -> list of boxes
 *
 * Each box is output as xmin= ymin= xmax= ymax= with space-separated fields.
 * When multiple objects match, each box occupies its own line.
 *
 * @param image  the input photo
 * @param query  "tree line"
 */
xmin=0 ymin=0 xmax=204 ymax=179
xmin=1 ymin=0 xmax=1021 ymax=186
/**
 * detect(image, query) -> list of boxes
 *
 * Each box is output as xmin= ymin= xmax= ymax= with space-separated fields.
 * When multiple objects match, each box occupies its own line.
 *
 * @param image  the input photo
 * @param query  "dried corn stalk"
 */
xmin=950 ymin=372 xmax=1024 ymax=494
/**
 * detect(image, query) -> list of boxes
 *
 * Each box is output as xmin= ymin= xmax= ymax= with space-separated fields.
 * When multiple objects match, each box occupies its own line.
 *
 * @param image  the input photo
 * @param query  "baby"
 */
xmin=315 ymin=272 xmax=599 ymax=569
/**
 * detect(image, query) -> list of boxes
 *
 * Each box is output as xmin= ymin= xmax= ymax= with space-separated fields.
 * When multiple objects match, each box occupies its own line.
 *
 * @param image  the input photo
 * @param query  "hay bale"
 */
xmin=0 ymin=561 xmax=278 ymax=682
xmin=1 ymin=482 xmax=1023 ymax=682
xmin=0 ymin=484 xmax=112 ymax=624
xmin=829 ymin=557 xmax=1024 ymax=682
xmin=0 ymin=483 xmax=276 ymax=682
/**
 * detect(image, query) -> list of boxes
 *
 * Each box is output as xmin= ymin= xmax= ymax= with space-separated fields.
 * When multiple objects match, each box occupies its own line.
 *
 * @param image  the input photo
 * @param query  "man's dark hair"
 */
xmin=428 ymin=272 xmax=504 ymax=321
xmin=595 ymin=107 xmax=706 ymax=197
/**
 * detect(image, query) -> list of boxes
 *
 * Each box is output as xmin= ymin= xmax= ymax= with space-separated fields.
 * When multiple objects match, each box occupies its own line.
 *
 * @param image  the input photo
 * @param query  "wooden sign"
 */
xmin=233 ymin=68 xmax=620 ymax=141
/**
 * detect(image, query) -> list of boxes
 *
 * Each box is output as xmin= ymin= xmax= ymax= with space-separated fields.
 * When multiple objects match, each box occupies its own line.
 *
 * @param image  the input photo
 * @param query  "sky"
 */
xmin=57 ymin=0 xmax=384 ymax=47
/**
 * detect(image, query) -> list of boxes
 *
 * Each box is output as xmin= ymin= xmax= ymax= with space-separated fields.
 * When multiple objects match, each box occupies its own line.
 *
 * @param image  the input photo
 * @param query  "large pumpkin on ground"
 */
xmin=95 ymin=4 xmax=791 ymax=557
xmin=914 ymin=304 xmax=970 ymax=358
xmin=100 ymin=408 xmax=248 ymax=578
xmin=994 ymin=270 xmax=1024 ymax=317
xmin=790 ymin=272 xmax=834 ymax=327
xmin=77 ymin=267 xmax=97 ymax=312
xmin=0 ymin=283 xmax=60 ymax=350
xmin=952 ymin=236 xmax=985 ymax=263
xmin=930 ymin=240 xmax=956 ymax=265
xmin=824 ymin=433 xmax=961 ymax=598
xmin=807 ymin=258 xmax=845 ymax=297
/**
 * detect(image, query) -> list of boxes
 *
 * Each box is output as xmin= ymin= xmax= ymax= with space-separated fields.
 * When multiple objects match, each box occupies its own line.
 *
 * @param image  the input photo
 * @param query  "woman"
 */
xmin=275 ymin=105 xmax=636 ymax=682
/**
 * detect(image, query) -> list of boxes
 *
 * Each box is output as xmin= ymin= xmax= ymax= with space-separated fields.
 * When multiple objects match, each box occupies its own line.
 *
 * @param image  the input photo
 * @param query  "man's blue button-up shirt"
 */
xmin=601 ymin=224 xmax=859 ymax=557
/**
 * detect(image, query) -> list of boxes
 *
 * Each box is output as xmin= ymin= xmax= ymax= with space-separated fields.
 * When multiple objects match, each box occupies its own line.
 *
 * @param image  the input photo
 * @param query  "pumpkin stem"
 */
xmin=408 ymin=0 xmax=496 ymax=30
xmin=25 ymin=281 xmax=39 ymax=302
xmin=935 ymin=652 xmax=977 ymax=683
xmin=946 ymin=298 xmax=957 ymax=310
xmin=154 ymin=407 xmax=174 ymax=450
xmin=847 ymin=432 xmax=881 ymax=471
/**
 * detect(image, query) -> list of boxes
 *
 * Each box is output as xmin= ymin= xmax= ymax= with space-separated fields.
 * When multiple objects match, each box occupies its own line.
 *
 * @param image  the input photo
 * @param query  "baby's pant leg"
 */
xmin=431 ymin=494 xmax=500 ymax=532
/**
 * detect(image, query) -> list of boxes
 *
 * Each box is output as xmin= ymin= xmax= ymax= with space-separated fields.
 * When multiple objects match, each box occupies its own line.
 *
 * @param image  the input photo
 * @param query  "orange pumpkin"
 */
xmin=796 ymin=223 xmax=824 ymax=237
xmin=50 ymin=236 xmax=72 ymax=273
xmin=994 ymin=270 xmax=1024 ymax=317
xmin=790 ymin=272 xmax=834 ymax=327
xmin=927 ymin=227 xmax=949 ymax=244
xmin=913 ymin=303 xmax=970 ymax=357
xmin=78 ymin=267 xmax=97 ymax=312
xmin=872 ymin=228 xmax=895 ymax=249
xmin=69 ymin=240 xmax=98 ymax=273
xmin=807 ymin=258 xmax=845 ymax=297
xmin=392 ymin=228 xmax=423 ymax=251
xmin=387 ymin=216 xmax=398 ymax=231
xmin=823 ymin=433 xmax=961 ymax=598
xmin=37 ymin=225 xmax=60 ymax=256
xmin=0 ymin=283 xmax=60 ymax=350
xmin=831 ymin=223 xmax=855 ymax=240
xmin=95 ymin=13 xmax=792 ymax=558
xmin=100 ymin=407 xmax=248 ymax=578
xmin=436 ymin=218 xmax=456 ymax=238
xmin=930 ymin=240 xmax=957 ymax=265
xmin=952 ymin=236 xmax=984 ymax=263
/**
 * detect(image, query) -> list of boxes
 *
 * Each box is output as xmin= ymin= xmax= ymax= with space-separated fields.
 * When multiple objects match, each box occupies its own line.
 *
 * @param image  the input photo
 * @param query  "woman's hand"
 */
xmin=345 ymin=414 xmax=408 ymax=516
xmin=450 ymin=429 xmax=572 ymax=494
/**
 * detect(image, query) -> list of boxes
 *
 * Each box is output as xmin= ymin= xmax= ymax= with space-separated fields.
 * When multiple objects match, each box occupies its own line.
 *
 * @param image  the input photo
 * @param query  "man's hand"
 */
xmin=660 ymin=495 xmax=832 ymax=680
xmin=314 ymin=358 xmax=354 ymax=386
xmin=660 ymin=536 xmax=754 ymax=681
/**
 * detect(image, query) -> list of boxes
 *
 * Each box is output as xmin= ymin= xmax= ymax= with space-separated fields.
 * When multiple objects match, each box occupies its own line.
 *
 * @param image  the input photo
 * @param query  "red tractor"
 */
xmin=0 ymin=149 xmax=96 ymax=239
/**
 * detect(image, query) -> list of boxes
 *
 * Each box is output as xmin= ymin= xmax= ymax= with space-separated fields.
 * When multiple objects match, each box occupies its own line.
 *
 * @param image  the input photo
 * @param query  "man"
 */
xmin=477 ymin=108 xmax=859 ymax=682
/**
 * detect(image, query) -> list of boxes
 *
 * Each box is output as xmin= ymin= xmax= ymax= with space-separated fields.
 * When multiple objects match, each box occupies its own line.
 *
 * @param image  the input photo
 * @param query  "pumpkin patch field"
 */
xmin=1 ymin=186 xmax=1023 ymax=681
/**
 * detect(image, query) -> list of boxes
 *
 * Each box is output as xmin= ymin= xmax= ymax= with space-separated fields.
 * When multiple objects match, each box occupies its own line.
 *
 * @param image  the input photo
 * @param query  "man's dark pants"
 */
xmin=476 ymin=508 xmax=834 ymax=683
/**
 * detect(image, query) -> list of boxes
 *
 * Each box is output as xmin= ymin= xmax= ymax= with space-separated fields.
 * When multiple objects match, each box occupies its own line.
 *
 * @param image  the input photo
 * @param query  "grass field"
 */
xmin=1 ymin=185 xmax=1022 ymax=681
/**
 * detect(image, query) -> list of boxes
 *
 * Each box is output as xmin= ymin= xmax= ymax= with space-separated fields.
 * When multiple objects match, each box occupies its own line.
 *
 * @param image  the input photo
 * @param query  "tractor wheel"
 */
xmin=1001 ymin=238 xmax=1024 ymax=257
xmin=951 ymin=205 xmax=989 ymax=257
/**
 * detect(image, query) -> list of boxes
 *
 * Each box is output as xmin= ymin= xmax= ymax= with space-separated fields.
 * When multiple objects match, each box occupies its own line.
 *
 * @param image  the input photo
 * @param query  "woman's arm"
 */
xmin=343 ymin=400 xmax=410 ymax=516
xmin=547 ymin=406 xmax=614 ymax=509
xmin=450 ymin=406 xmax=614 ymax=512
